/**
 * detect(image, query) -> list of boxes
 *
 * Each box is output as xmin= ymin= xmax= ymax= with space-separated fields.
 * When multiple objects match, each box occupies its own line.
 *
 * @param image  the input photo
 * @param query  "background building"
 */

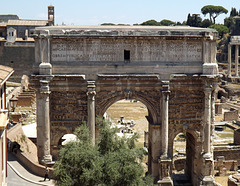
xmin=0 ymin=65 xmax=14 ymax=186
xmin=0 ymin=5 xmax=54 ymax=82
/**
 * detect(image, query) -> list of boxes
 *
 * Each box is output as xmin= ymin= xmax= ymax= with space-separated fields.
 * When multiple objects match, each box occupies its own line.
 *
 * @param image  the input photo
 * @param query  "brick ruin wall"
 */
xmin=214 ymin=146 xmax=240 ymax=164
xmin=234 ymin=129 xmax=240 ymax=145
xmin=0 ymin=45 xmax=34 ymax=82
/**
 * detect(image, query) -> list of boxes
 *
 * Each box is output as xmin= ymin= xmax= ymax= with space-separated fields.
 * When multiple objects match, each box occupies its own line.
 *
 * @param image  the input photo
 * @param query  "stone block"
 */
xmin=11 ymin=114 xmax=22 ymax=123
xmin=203 ymin=63 xmax=219 ymax=75
xmin=215 ymin=103 xmax=222 ymax=115
xmin=39 ymin=63 xmax=52 ymax=75
xmin=234 ymin=129 xmax=240 ymax=145
xmin=17 ymin=96 xmax=33 ymax=107
xmin=224 ymin=110 xmax=239 ymax=121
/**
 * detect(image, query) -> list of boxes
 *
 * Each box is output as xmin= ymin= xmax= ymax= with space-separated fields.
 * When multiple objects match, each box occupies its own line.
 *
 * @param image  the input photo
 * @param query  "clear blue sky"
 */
xmin=1 ymin=0 xmax=240 ymax=25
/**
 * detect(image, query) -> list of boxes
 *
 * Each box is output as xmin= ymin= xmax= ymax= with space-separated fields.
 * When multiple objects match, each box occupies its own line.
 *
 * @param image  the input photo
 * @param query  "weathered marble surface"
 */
xmin=32 ymin=26 xmax=220 ymax=185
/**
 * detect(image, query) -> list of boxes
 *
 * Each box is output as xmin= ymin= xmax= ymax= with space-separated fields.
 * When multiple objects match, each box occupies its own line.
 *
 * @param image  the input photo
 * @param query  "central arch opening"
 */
xmin=105 ymin=99 xmax=149 ymax=172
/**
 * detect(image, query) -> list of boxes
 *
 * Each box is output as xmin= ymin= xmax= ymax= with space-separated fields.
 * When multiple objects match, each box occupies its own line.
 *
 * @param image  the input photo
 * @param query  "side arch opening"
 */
xmin=172 ymin=132 xmax=196 ymax=185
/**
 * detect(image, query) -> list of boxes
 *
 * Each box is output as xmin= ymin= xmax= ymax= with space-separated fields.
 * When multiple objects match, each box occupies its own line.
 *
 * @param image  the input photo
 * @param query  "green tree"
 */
xmin=53 ymin=120 xmax=153 ymax=186
xmin=230 ymin=7 xmax=238 ymax=17
xmin=53 ymin=125 xmax=102 ymax=186
xmin=224 ymin=16 xmax=234 ymax=29
xmin=186 ymin=13 xmax=202 ymax=27
xmin=200 ymin=19 xmax=212 ymax=28
xmin=201 ymin=5 xmax=228 ymax=24
xmin=209 ymin=24 xmax=229 ymax=38
xmin=101 ymin=23 xmax=116 ymax=26
xmin=140 ymin=19 xmax=160 ymax=26
xmin=159 ymin=19 xmax=175 ymax=26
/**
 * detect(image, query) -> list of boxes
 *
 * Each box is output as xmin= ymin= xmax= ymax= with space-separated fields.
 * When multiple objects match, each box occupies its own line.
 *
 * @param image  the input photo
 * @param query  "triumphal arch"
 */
xmin=32 ymin=25 xmax=219 ymax=185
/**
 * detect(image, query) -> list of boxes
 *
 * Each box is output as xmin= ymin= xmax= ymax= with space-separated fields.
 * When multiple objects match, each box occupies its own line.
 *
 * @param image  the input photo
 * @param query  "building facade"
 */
xmin=0 ymin=5 xmax=54 ymax=82
xmin=0 ymin=65 xmax=14 ymax=186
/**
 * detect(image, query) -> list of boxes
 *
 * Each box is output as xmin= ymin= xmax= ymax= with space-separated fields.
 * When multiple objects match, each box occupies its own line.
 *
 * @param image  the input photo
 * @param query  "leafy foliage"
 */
xmin=200 ymin=19 xmax=213 ymax=28
xmin=159 ymin=19 xmax=175 ymax=26
xmin=140 ymin=19 xmax=176 ymax=26
xmin=101 ymin=23 xmax=116 ymax=26
xmin=230 ymin=7 xmax=238 ymax=17
xmin=224 ymin=16 xmax=234 ymax=29
xmin=186 ymin=13 xmax=202 ymax=27
xmin=201 ymin=5 xmax=228 ymax=24
xmin=140 ymin=19 xmax=160 ymax=26
xmin=53 ymin=119 xmax=153 ymax=186
xmin=209 ymin=24 xmax=229 ymax=38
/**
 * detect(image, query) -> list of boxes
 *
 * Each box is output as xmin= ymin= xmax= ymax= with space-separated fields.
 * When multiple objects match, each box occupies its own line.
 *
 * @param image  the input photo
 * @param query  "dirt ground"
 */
xmin=106 ymin=100 xmax=148 ymax=145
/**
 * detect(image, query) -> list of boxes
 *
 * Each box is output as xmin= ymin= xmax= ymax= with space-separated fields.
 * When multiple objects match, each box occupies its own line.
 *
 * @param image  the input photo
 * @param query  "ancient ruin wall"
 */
xmin=0 ymin=46 xmax=34 ymax=82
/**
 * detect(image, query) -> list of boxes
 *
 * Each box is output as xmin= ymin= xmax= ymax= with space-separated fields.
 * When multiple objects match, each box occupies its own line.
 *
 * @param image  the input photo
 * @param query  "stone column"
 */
xmin=235 ymin=45 xmax=239 ymax=77
xmin=158 ymin=82 xmax=173 ymax=186
xmin=161 ymin=83 xmax=170 ymax=157
xmin=203 ymin=85 xmax=212 ymax=158
xmin=211 ymin=83 xmax=217 ymax=126
xmin=201 ymin=84 xmax=215 ymax=185
xmin=228 ymin=44 xmax=232 ymax=77
xmin=37 ymin=79 xmax=52 ymax=164
xmin=87 ymin=81 xmax=96 ymax=144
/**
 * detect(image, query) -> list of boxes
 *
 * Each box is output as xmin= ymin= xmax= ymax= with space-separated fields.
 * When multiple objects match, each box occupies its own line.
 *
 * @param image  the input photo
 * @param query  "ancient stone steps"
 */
xmin=16 ymin=89 xmax=36 ymax=107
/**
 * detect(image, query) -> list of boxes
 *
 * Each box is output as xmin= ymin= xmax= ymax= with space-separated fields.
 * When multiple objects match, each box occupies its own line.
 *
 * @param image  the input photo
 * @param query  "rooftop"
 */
xmin=0 ymin=65 xmax=14 ymax=86
xmin=7 ymin=19 xmax=48 ymax=26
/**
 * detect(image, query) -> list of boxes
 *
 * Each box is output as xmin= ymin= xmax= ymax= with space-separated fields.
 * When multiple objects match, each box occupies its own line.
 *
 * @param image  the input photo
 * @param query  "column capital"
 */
xmin=162 ymin=81 xmax=170 ymax=94
xmin=204 ymin=84 xmax=212 ymax=94
xmin=40 ymin=80 xmax=51 ymax=94
xmin=87 ymin=81 xmax=96 ymax=100
xmin=87 ymin=90 xmax=96 ymax=100
xmin=87 ymin=81 xmax=96 ymax=88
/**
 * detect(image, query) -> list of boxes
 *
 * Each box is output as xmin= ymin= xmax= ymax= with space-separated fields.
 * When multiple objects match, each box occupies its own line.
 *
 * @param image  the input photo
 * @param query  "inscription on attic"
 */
xmin=51 ymin=39 xmax=202 ymax=62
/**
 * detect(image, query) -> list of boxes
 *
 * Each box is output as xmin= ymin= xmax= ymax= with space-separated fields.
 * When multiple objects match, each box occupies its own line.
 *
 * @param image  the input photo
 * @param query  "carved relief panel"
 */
xmin=169 ymin=80 xmax=204 ymax=125
xmin=50 ymin=91 xmax=87 ymax=128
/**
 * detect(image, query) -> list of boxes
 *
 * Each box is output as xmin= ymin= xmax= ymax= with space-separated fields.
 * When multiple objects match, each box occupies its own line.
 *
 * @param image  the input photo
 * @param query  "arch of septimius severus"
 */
xmin=31 ymin=25 xmax=219 ymax=185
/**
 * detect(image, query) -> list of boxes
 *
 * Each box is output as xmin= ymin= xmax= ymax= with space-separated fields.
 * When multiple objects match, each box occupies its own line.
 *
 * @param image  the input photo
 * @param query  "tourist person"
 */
xmin=44 ymin=166 xmax=50 ymax=181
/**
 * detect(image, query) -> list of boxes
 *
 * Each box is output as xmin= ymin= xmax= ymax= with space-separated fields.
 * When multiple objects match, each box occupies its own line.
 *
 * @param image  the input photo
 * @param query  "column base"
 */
xmin=157 ymin=177 xmax=173 ymax=186
xmin=42 ymin=154 xmax=54 ymax=165
xmin=201 ymin=176 xmax=215 ymax=186
xmin=203 ymin=152 xmax=212 ymax=160
xmin=158 ymin=155 xmax=172 ymax=185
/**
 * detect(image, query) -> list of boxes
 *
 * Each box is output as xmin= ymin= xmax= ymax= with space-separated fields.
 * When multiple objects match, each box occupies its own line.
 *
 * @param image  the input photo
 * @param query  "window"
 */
xmin=124 ymin=50 xmax=130 ymax=62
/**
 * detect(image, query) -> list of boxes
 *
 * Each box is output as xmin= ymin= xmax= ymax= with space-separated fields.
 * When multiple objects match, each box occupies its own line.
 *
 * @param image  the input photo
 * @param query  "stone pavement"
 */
xmin=7 ymin=152 xmax=55 ymax=186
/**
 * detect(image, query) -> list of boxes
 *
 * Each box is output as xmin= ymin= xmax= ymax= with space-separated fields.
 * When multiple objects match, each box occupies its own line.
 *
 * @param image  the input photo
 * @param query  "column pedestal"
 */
xmin=201 ymin=176 xmax=215 ymax=186
xmin=158 ymin=158 xmax=173 ymax=186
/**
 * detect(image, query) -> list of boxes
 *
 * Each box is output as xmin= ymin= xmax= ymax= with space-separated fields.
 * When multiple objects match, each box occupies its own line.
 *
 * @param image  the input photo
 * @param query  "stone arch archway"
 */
xmin=96 ymin=90 xmax=159 ymax=124
xmin=33 ymin=25 xmax=219 ymax=185
xmin=171 ymin=129 xmax=199 ymax=185
xmin=51 ymin=127 xmax=75 ymax=160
